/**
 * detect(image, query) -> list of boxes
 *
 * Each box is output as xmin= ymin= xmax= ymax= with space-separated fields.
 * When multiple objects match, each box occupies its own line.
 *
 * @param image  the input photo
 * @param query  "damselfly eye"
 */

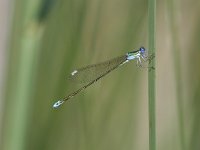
xmin=139 ymin=47 xmax=145 ymax=54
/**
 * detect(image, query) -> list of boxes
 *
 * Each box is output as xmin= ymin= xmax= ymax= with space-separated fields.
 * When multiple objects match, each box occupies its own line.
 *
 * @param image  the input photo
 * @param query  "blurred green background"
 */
xmin=0 ymin=0 xmax=199 ymax=150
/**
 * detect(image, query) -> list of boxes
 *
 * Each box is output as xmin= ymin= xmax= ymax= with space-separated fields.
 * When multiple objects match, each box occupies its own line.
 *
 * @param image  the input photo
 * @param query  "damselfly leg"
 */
xmin=136 ymin=52 xmax=155 ymax=69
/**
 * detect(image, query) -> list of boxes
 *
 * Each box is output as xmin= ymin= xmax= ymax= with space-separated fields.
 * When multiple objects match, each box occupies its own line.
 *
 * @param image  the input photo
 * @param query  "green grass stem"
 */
xmin=148 ymin=0 xmax=156 ymax=150
xmin=4 ymin=1 xmax=45 ymax=150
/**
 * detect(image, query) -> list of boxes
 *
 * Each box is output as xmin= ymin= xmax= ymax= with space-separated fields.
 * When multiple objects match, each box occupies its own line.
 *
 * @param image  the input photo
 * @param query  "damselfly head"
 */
xmin=139 ymin=47 xmax=145 ymax=54
xmin=139 ymin=47 xmax=148 ymax=57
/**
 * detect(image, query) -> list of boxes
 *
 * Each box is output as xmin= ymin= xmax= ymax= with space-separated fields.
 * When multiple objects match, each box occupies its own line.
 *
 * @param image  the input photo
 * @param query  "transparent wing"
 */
xmin=68 ymin=55 xmax=127 ymax=84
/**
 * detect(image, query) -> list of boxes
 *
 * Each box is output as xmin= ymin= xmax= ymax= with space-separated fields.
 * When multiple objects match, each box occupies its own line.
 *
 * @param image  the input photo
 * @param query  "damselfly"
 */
xmin=53 ymin=47 xmax=149 ymax=108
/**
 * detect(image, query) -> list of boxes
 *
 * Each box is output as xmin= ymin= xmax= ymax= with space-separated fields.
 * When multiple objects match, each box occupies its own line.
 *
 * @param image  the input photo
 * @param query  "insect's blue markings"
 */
xmin=53 ymin=100 xmax=64 ymax=108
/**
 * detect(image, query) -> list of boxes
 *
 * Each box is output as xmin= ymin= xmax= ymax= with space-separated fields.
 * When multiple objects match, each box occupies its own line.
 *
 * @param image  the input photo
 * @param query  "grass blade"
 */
xmin=148 ymin=0 xmax=156 ymax=150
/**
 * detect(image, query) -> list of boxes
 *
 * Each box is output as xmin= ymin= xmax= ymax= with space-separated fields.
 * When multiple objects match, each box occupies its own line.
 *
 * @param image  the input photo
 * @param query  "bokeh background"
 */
xmin=0 ymin=0 xmax=199 ymax=150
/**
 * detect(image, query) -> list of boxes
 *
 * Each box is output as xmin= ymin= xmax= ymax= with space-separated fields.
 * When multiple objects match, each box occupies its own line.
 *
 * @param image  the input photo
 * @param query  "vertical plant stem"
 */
xmin=4 ymin=1 xmax=45 ymax=150
xmin=148 ymin=0 xmax=156 ymax=150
